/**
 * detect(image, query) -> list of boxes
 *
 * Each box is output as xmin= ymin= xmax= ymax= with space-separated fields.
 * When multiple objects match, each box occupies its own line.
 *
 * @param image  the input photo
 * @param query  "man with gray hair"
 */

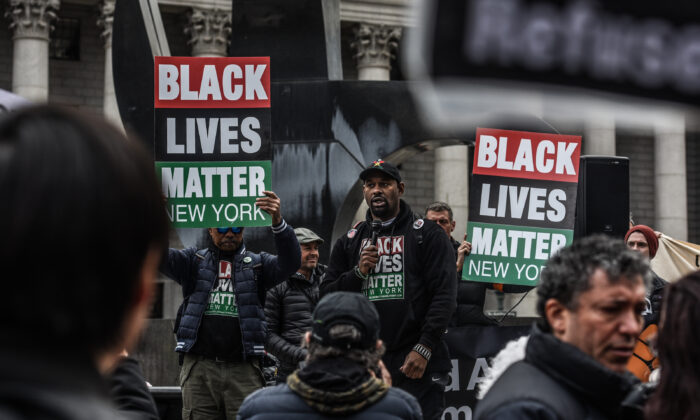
xmin=476 ymin=235 xmax=649 ymax=420
xmin=239 ymin=292 xmax=422 ymax=419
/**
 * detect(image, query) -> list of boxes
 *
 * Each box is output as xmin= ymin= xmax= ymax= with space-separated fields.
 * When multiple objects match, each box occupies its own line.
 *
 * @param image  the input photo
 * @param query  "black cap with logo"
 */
xmin=359 ymin=159 xmax=402 ymax=183
xmin=311 ymin=292 xmax=380 ymax=350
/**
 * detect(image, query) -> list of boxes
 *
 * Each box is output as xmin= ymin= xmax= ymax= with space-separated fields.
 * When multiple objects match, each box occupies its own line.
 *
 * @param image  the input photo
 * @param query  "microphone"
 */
xmin=370 ymin=220 xmax=382 ymax=246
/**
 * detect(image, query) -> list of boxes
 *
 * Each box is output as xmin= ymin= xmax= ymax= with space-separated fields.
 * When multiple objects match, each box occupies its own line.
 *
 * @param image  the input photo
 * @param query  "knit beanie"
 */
xmin=625 ymin=225 xmax=658 ymax=258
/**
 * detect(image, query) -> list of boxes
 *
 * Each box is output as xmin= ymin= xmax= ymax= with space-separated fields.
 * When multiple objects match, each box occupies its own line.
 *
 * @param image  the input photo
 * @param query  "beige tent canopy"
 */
xmin=651 ymin=234 xmax=700 ymax=282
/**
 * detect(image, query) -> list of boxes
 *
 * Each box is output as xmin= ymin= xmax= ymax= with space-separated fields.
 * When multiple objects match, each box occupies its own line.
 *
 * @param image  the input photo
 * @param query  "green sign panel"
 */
xmin=157 ymin=160 xmax=271 ymax=227
xmin=465 ymin=222 xmax=574 ymax=286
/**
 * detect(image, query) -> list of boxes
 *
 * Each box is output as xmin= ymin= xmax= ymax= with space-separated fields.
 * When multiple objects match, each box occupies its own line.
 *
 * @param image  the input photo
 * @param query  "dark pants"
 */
xmin=180 ymin=354 xmax=264 ymax=420
xmin=385 ymin=351 xmax=447 ymax=420
xmin=392 ymin=371 xmax=447 ymax=420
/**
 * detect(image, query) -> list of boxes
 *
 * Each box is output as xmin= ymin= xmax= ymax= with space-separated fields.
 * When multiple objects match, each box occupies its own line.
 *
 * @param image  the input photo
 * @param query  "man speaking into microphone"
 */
xmin=321 ymin=160 xmax=457 ymax=420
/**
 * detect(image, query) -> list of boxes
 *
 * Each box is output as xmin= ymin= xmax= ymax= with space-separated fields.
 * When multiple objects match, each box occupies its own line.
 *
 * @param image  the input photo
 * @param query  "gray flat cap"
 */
xmin=294 ymin=227 xmax=324 ymax=244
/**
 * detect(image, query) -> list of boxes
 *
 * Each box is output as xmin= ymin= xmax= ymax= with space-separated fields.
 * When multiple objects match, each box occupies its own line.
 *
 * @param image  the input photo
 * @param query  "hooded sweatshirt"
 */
xmin=320 ymin=200 xmax=457 ymax=372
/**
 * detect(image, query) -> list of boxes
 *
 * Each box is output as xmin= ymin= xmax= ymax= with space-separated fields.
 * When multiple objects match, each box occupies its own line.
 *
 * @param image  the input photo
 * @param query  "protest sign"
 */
xmin=154 ymin=56 xmax=272 ymax=227
xmin=464 ymin=128 xmax=581 ymax=285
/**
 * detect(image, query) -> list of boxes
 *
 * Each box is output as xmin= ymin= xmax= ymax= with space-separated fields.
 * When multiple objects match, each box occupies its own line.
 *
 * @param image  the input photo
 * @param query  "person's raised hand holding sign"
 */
xmin=255 ymin=191 xmax=282 ymax=225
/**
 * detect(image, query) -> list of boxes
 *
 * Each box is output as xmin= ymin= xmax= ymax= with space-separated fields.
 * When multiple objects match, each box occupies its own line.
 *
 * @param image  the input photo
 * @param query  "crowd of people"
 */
xmin=1 ymin=105 xmax=699 ymax=420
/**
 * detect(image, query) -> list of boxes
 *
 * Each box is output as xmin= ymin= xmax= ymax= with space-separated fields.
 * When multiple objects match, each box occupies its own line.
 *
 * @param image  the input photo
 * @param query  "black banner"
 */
xmin=154 ymin=108 xmax=271 ymax=162
xmin=442 ymin=324 xmax=530 ymax=419
xmin=425 ymin=0 xmax=700 ymax=106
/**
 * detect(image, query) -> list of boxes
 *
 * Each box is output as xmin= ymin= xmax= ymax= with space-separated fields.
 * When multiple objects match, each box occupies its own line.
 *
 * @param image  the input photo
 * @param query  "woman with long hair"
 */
xmin=645 ymin=270 xmax=700 ymax=420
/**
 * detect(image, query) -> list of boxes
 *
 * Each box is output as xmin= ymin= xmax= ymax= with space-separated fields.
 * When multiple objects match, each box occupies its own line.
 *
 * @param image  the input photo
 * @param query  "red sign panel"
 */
xmin=472 ymin=128 xmax=581 ymax=183
xmin=154 ymin=56 xmax=271 ymax=109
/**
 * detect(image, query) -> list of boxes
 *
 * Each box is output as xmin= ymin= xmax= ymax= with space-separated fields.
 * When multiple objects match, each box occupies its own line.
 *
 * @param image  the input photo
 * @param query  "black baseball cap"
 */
xmin=311 ymin=292 xmax=380 ymax=350
xmin=359 ymin=159 xmax=402 ymax=183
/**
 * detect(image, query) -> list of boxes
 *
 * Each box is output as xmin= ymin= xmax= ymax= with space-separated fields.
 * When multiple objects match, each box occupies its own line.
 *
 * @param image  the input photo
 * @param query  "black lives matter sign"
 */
xmin=465 ymin=128 xmax=581 ymax=286
xmin=154 ymin=56 xmax=272 ymax=227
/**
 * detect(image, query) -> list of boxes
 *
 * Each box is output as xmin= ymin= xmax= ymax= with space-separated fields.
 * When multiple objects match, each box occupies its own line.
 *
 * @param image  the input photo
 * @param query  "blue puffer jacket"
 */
xmin=163 ymin=222 xmax=300 ymax=359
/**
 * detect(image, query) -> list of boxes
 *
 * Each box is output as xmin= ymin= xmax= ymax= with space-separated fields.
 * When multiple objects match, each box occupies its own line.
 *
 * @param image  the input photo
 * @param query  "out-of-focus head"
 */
xmin=425 ymin=202 xmax=455 ymax=237
xmin=625 ymin=225 xmax=658 ymax=259
xmin=657 ymin=270 xmax=700 ymax=356
xmin=305 ymin=292 xmax=384 ymax=370
xmin=0 ymin=106 xmax=169 ymax=358
xmin=311 ymin=292 xmax=379 ymax=350
xmin=646 ymin=270 xmax=700 ymax=420
xmin=537 ymin=235 xmax=650 ymax=373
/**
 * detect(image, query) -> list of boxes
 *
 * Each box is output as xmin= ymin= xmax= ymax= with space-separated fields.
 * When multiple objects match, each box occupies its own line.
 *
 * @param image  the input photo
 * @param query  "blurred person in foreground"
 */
xmin=238 ymin=292 xmax=422 ymax=420
xmin=265 ymin=227 xmax=326 ymax=383
xmin=644 ymin=270 xmax=700 ymax=420
xmin=0 ymin=106 xmax=169 ymax=419
xmin=475 ymin=235 xmax=650 ymax=420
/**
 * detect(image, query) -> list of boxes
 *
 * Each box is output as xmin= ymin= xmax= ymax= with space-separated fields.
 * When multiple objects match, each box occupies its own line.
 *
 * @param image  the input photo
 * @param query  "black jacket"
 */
xmin=0 ymin=348 xmax=150 ymax=420
xmin=643 ymin=272 xmax=667 ymax=327
xmin=321 ymin=200 xmax=457 ymax=372
xmin=237 ymin=357 xmax=422 ymax=420
xmin=265 ymin=265 xmax=325 ymax=376
xmin=452 ymin=239 xmax=497 ymax=326
xmin=108 ymin=357 xmax=159 ymax=420
xmin=475 ymin=324 xmax=643 ymax=420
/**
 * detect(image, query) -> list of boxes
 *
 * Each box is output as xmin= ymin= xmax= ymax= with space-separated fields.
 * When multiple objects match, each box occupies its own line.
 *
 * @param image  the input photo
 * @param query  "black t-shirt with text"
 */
xmin=190 ymin=258 xmax=244 ymax=360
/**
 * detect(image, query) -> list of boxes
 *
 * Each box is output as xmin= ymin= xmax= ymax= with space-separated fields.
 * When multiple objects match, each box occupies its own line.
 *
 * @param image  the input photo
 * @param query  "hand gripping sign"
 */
xmin=465 ymin=128 xmax=581 ymax=286
xmin=154 ymin=57 xmax=272 ymax=227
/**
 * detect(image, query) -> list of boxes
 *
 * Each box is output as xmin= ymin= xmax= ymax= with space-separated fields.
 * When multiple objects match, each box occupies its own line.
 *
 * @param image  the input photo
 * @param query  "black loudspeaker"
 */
xmin=574 ymin=156 xmax=630 ymax=239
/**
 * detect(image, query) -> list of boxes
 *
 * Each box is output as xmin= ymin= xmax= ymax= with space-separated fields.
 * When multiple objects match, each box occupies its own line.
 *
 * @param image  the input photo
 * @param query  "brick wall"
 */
xmin=48 ymin=3 xmax=104 ymax=114
xmin=616 ymin=130 xmax=656 ymax=228
xmin=399 ymin=150 xmax=435 ymax=215
xmin=687 ymin=132 xmax=700 ymax=244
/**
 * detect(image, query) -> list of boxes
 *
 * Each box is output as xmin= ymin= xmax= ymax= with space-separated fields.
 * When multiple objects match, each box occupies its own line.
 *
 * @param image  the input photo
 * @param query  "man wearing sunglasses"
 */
xmin=163 ymin=190 xmax=301 ymax=420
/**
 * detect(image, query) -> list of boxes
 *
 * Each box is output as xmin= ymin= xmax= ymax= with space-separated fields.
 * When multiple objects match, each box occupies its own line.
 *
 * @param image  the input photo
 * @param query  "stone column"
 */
xmin=6 ymin=0 xmax=60 ymax=102
xmin=584 ymin=115 xmax=616 ymax=155
xmin=434 ymin=146 xmax=470 ymax=237
xmin=184 ymin=7 xmax=231 ymax=57
xmin=351 ymin=23 xmax=401 ymax=81
xmin=97 ymin=0 xmax=122 ymax=128
xmin=349 ymin=23 xmax=402 ymax=223
xmin=655 ymin=115 xmax=688 ymax=240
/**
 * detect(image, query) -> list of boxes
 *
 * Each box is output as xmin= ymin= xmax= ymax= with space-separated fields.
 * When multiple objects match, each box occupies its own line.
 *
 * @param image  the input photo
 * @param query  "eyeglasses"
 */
xmin=216 ymin=227 xmax=243 ymax=234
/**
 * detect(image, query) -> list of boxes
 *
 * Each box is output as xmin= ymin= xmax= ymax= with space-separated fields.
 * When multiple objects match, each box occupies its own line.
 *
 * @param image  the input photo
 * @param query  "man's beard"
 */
xmin=369 ymin=196 xmax=395 ymax=219
xmin=218 ymin=240 xmax=240 ymax=252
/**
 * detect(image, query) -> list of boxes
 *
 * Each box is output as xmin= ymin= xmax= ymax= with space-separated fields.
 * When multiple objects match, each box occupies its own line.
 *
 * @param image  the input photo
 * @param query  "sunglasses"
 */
xmin=216 ymin=227 xmax=243 ymax=234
